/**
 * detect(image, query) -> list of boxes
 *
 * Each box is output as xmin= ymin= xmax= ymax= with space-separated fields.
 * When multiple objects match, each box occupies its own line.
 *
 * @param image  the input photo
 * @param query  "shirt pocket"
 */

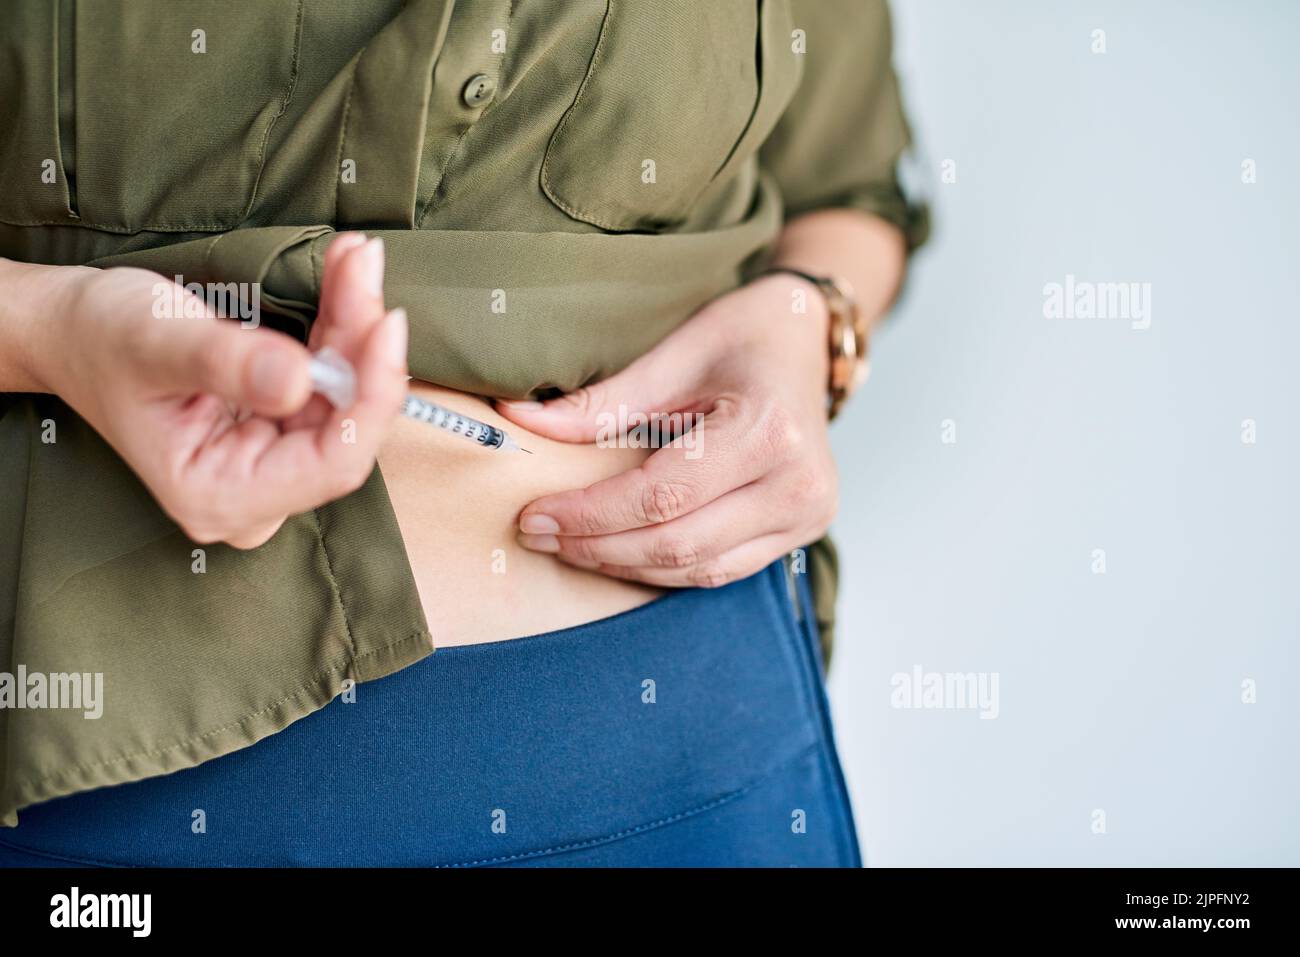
xmin=541 ymin=0 xmax=802 ymax=233
xmin=58 ymin=0 xmax=303 ymax=232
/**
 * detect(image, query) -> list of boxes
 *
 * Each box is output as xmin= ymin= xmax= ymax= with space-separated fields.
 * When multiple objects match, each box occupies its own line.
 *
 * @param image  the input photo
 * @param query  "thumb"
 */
xmin=494 ymin=349 xmax=698 ymax=443
xmin=151 ymin=315 xmax=314 ymax=418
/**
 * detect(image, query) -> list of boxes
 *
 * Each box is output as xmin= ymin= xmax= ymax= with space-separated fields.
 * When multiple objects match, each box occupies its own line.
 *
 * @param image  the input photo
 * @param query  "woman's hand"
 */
xmin=28 ymin=233 xmax=407 ymax=548
xmin=497 ymin=273 xmax=838 ymax=588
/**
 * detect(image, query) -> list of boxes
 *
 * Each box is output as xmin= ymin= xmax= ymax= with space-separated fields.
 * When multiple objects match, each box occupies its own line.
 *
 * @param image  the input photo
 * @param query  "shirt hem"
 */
xmin=0 ymin=629 xmax=434 ymax=828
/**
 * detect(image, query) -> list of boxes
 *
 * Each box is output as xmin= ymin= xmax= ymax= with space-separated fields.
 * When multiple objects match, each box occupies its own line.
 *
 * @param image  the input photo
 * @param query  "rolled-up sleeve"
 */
xmin=760 ymin=0 xmax=930 ymax=252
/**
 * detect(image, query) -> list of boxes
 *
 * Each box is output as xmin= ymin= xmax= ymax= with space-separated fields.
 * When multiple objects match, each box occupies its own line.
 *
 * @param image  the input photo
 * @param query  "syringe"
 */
xmin=308 ymin=346 xmax=531 ymax=453
xmin=399 ymin=393 xmax=529 ymax=452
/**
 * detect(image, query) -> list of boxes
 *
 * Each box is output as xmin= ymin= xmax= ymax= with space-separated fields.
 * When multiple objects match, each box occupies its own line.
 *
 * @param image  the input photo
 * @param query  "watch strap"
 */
xmin=759 ymin=266 xmax=869 ymax=419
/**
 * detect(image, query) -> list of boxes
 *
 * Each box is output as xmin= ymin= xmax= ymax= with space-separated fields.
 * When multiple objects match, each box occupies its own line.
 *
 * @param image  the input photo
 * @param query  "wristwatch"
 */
xmin=760 ymin=266 xmax=869 ymax=419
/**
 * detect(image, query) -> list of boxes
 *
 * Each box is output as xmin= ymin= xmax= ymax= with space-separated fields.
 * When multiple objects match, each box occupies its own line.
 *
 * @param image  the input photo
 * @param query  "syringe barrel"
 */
xmin=400 ymin=396 xmax=506 ymax=449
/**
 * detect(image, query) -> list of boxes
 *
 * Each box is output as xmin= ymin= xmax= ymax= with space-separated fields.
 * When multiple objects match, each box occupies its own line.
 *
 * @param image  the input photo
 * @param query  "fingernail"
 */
xmin=332 ymin=232 xmax=368 ymax=254
xmin=519 ymin=513 xmax=559 ymax=534
xmin=384 ymin=308 xmax=408 ymax=366
xmin=502 ymin=399 xmax=544 ymax=410
xmin=517 ymin=532 xmax=559 ymax=553
xmin=250 ymin=350 xmax=294 ymax=404
xmin=360 ymin=237 xmax=385 ymax=297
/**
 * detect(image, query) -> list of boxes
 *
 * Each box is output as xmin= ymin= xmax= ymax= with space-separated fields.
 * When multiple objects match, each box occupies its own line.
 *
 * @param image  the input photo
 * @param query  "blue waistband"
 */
xmin=0 ymin=560 xmax=857 ymax=867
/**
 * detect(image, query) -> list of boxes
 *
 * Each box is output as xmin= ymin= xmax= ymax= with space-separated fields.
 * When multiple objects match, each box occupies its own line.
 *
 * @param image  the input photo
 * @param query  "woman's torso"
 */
xmin=352 ymin=0 xmax=802 ymax=643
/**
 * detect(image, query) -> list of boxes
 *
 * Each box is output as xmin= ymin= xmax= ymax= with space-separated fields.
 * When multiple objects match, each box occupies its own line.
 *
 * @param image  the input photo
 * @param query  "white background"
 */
xmin=827 ymin=0 xmax=1299 ymax=865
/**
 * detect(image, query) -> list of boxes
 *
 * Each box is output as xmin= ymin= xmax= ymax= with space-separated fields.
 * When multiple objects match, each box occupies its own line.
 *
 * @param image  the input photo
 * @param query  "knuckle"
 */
xmin=755 ymin=403 xmax=804 ymax=460
xmin=560 ymin=383 xmax=605 ymax=418
xmin=794 ymin=467 xmax=829 ymax=508
xmin=639 ymin=479 xmax=691 ymax=525
xmin=789 ymin=459 xmax=837 ymax=514
xmin=689 ymin=561 xmax=733 ymax=589
xmin=566 ymin=496 xmax=604 ymax=536
xmin=785 ymin=473 xmax=816 ymax=510
xmin=651 ymin=535 xmax=699 ymax=569
xmin=708 ymin=393 xmax=742 ymax=424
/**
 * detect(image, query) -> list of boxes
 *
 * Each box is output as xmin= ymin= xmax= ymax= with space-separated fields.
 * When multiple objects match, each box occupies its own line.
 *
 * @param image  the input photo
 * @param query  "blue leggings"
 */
xmin=0 ymin=559 xmax=860 ymax=867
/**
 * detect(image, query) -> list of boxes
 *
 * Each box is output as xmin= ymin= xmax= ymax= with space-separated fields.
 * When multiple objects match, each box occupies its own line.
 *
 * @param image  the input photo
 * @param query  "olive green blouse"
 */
xmin=0 ymin=0 xmax=927 ymax=825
